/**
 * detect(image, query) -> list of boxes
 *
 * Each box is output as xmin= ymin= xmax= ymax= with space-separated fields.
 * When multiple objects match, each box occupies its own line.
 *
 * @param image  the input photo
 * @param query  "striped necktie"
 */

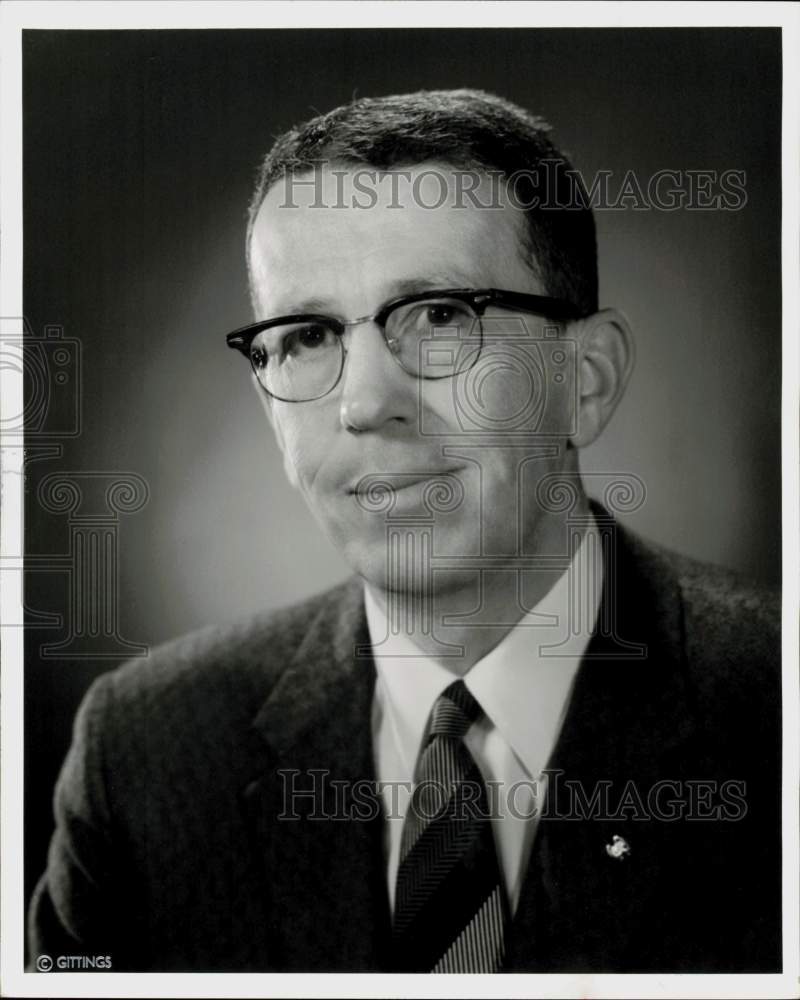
xmin=392 ymin=680 xmax=509 ymax=972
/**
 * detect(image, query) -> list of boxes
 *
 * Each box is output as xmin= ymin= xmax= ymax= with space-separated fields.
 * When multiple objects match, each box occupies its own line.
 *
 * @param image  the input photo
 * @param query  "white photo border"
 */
xmin=2 ymin=3 xmax=797 ymax=998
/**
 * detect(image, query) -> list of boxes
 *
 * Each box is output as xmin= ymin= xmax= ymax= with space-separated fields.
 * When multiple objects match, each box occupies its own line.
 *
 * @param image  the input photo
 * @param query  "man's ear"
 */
xmin=252 ymin=374 xmax=301 ymax=489
xmin=569 ymin=308 xmax=634 ymax=449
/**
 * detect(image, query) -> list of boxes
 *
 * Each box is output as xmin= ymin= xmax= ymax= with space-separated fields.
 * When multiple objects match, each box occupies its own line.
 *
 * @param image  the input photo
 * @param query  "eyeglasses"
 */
xmin=225 ymin=287 xmax=580 ymax=403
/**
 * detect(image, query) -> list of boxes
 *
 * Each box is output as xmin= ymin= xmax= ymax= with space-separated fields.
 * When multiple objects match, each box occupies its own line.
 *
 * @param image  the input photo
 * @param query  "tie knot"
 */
xmin=427 ymin=680 xmax=481 ymax=741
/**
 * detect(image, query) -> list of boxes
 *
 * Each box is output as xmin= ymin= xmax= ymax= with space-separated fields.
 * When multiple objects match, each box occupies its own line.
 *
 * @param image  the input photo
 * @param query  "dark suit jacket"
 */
xmin=28 ymin=514 xmax=781 ymax=972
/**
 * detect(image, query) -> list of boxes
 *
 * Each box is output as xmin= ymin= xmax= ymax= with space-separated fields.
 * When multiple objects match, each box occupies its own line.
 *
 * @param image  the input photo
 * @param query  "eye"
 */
xmin=390 ymin=298 xmax=477 ymax=345
xmin=416 ymin=299 xmax=475 ymax=334
xmin=276 ymin=323 xmax=338 ymax=363
xmin=294 ymin=324 xmax=329 ymax=351
xmin=250 ymin=344 xmax=268 ymax=371
xmin=426 ymin=303 xmax=460 ymax=326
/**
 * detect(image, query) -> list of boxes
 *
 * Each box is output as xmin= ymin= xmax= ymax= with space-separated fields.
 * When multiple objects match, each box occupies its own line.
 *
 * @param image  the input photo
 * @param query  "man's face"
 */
xmin=249 ymin=164 xmax=579 ymax=594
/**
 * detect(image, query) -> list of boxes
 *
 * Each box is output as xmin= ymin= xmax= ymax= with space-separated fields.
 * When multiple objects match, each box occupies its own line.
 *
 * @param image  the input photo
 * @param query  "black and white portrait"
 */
xmin=2 ymin=5 xmax=796 ymax=997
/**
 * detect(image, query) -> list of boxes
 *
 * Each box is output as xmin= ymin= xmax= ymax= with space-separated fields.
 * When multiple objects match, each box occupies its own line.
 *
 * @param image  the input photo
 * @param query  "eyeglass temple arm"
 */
xmin=482 ymin=288 xmax=581 ymax=321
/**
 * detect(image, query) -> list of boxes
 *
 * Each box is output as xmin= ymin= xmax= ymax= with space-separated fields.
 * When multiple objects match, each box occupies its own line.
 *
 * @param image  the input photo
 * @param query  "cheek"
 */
xmin=272 ymin=406 xmax=330 ymax=489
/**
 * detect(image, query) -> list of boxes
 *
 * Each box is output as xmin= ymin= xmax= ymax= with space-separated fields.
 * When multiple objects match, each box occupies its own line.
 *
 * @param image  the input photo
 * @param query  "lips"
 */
xmin=348 ymin=469 xmax=462 ymax=496
xmin=347 ymin=469 xmax=467 ymax=517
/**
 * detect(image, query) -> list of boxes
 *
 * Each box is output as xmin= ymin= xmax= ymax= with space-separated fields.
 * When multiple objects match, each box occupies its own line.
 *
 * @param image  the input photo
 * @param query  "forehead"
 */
xmin=249 ymin=163 xmax=541 ymax=314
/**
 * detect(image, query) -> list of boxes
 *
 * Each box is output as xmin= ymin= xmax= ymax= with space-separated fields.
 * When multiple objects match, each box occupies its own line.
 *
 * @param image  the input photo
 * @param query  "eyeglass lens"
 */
xmin=249 ymin=296 xmax=482 ymax=402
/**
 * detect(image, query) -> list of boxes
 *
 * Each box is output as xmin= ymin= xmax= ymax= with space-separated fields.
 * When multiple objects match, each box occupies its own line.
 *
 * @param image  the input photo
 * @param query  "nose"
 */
xmin=338 ymin=322 xmax=415 ymax=432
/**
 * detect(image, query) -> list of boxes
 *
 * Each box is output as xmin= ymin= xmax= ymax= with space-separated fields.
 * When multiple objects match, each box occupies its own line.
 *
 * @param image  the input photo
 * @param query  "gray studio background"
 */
xmin=23 ymin=28 xmax=781 ymax=902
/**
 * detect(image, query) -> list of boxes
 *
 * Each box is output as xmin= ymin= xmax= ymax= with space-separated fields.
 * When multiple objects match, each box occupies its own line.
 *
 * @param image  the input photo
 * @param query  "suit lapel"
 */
xmin=506 ymin=510 xmax=697 ymax=971
xmin=241 ymin=580 xmax=391 ymax=971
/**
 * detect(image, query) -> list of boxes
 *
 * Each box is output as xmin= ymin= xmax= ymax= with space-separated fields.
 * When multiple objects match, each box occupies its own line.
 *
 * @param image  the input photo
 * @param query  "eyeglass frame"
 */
xmin=225 ymin=287 xmax=583 ymax=403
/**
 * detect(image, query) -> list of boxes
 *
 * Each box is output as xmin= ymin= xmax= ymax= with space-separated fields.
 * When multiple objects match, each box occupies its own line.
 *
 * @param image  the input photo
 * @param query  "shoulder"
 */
xmin=627 ymin=526 xmax=778 ymax=644
xmin=670 ymin=548 xmax=778 ymax=645
xmin=81 ymin=578 xmax=362 ymax=741
xmin=618 ymin=522 xmax=780 ymax=706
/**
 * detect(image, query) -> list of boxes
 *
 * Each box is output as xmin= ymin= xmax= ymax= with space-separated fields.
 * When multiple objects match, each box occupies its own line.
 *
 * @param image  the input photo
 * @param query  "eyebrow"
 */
xmin=390 ymin=273 xmax=477 ymax=297
xmin=280 ymin=295 xmax=332 ymax=314
xmin=279 ymin=273 xmax=479 ymax=317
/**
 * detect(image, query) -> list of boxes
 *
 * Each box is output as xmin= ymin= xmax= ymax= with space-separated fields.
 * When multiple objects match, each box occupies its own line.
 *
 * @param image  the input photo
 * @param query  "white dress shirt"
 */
xmin=367 ymin=516 xmax=604 ymax=914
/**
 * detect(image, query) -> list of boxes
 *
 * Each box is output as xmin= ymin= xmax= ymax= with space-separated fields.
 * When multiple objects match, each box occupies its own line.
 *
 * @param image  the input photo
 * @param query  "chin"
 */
xmin=339 ymin=531 xmax=482 ymax=602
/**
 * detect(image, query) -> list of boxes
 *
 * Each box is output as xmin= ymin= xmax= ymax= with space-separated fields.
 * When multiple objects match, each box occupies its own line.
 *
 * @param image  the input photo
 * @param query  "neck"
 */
xmin=366 ymin=492 xmax=593 ymax=674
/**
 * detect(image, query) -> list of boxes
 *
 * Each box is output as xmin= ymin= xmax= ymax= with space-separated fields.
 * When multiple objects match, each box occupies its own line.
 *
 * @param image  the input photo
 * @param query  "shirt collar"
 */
xmin=366 ymin=513 xmax=604 ymax=777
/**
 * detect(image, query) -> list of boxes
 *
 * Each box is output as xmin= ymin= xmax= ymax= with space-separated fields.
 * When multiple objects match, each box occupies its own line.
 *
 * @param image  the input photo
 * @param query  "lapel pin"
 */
xmin=605 ymin=834 xmax=631 ymax=860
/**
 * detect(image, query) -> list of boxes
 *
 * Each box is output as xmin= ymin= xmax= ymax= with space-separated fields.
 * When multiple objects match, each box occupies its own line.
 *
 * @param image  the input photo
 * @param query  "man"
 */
xmin=29 ymin=90 xmax=780 ymax=973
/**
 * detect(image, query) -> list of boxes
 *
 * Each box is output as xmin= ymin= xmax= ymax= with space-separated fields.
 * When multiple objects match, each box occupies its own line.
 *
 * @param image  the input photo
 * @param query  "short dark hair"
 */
xmin=247 ymin=89 xmax=597 ymax=317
